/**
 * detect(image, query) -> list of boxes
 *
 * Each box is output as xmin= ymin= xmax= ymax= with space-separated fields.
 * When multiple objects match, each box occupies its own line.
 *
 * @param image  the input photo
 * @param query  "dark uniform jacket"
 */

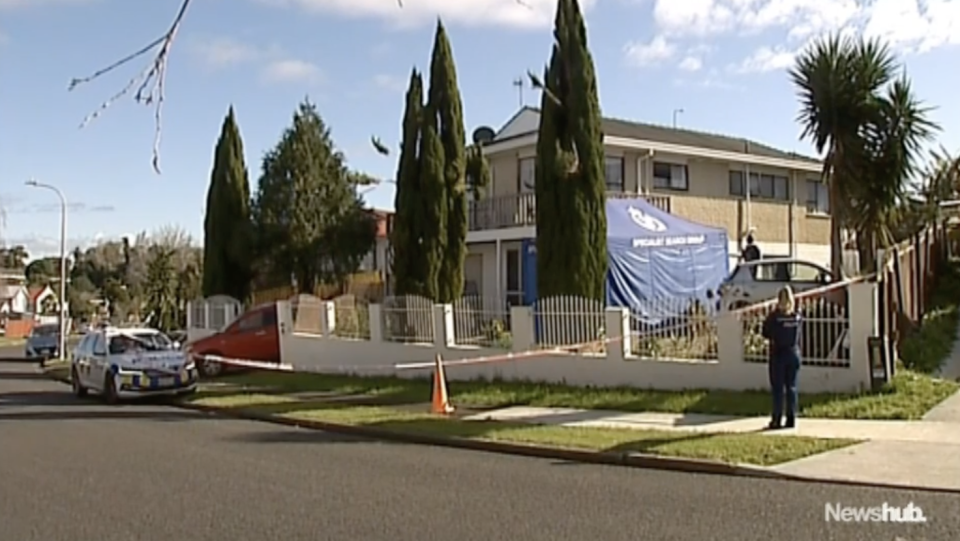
xmin=761 ymin=309 xmax=802 ymax=364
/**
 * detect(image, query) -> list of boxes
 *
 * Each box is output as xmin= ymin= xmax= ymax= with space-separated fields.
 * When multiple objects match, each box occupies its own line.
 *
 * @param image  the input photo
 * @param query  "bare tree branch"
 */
xmin=69 ymin=0 xmax=193 ymax=174
xmin=70 ymin=0 xmax=539 ymax=174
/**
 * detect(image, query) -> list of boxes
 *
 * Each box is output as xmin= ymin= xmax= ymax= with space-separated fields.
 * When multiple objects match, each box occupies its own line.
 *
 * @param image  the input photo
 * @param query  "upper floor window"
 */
xmin=729 ymin=171 xmax=790 ymax=201
xmin=652 ymin=161 xmax=688 ymax=191
xmin=604 ymin=156 xmax=625 ymax=191
xmin=806 ymin=179 xmax=830 ymax=214
xmin=519 ymin=157 xmax=536 ymax=192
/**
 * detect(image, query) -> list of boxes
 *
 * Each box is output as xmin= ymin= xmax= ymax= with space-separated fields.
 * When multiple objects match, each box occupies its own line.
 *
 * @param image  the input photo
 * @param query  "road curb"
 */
xmin=177 ymin=400 xmax=776 ymax=479
xmin=37 ymin=368 xmax=960 ymax=493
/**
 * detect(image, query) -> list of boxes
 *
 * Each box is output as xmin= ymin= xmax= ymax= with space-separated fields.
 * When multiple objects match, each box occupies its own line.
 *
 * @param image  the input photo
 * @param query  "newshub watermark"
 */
xmin=825 ymin=502 xmax=927 ymax=523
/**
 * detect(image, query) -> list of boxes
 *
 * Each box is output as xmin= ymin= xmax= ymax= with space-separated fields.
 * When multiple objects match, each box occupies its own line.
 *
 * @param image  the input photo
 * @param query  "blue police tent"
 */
xmin=605 ymin=198 xmax=729 ymax=321
xmin=520 ymin=199 xmax=729 ymax=322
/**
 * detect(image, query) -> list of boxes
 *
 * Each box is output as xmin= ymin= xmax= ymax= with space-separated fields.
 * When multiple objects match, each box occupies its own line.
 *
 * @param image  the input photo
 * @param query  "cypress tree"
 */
xmin=202 ymin=106 xmax=253 ymax=301
xmin=417 ymin=102 xmax=447 ymax=302
xmin=391 ymin=69 xmax=427 ymax=297
xmin=534 ymin=0 xmax=607 ymax=301
xmin=427 ymin=20 xmax=467 ymax=303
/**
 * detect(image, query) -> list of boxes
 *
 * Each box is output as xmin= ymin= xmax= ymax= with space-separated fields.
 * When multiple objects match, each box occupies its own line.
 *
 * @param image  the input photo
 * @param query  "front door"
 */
xmin=506 ymin=248 xmax=523 ymax=307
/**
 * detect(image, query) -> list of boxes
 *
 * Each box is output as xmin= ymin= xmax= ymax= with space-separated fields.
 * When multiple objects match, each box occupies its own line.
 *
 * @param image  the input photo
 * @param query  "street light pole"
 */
xmin=672 ymin=108 xmax=684 ymax=128
xmin=26 ymin=179 xmax=68 ymax=361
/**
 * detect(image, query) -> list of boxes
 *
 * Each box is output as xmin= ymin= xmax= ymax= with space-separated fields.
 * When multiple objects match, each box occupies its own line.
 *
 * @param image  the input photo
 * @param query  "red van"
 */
xmin=187 ymin=303 xmax=281 ymax=377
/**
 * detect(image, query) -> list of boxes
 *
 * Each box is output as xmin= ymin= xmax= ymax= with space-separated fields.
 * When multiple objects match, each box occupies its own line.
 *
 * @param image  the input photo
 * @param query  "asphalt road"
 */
xmin=2 ymin=351 xmax=959 ymax=540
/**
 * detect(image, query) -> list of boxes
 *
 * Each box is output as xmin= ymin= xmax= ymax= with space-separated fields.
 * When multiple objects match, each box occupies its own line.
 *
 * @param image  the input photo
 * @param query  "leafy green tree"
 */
xmin=391 ymin=22 xmax=471 ymax=302
xmin=465 ymin=144 xmax=491 ymax=200
xmin=530 ymin=0 xmax=607 ymax=300
xmin=0 ymin=245 xmax=29 ymax=270
xmin=144 ymin=246 xmax=178 ymax=331
xmin=25 ymin=257 xmax=59 ymax=286
xmin=252 ymin=99 xmax=376 ymax=293
xmin=391 ymin=70 xmax=429 ymax=297
xmin=202 ymin=106 xmax=253 ymax=301
xmin=426 ymin=21 xmax=467 ymax=303
xmin=66 ymin=274 xmax=97 ymax=321
xmin=791 ymin=34 xmax=937 ymax=272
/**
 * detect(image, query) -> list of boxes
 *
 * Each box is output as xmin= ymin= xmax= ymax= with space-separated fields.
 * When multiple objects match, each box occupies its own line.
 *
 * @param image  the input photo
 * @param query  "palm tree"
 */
xmin=790 ymin=34 xmax=937 ymax=273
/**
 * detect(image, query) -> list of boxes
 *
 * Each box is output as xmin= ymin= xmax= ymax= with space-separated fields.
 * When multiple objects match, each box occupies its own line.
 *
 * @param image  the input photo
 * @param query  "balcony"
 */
xmin=467 ymin=192 xmax=672 ymax=232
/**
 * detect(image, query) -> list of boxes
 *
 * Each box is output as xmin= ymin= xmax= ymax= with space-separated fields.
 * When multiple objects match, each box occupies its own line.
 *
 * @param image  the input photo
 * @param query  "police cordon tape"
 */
xmin=195 ymin=331 xmax=624 ymax=376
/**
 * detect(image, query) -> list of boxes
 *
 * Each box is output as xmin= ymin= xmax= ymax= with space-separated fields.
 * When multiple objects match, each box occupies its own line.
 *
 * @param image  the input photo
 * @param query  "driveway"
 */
xmin=1 ymin=358 xmax=958 ymax=541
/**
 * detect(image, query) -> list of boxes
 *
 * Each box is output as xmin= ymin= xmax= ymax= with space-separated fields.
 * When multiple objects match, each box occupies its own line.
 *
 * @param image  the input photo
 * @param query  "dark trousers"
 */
xmin=768 ymin=359 xmax=799 ymax=425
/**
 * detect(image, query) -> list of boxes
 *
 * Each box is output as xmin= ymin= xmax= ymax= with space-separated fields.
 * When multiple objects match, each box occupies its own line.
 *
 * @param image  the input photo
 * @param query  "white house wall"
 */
xmin=11 ymin=291 xmax=28 ymax=314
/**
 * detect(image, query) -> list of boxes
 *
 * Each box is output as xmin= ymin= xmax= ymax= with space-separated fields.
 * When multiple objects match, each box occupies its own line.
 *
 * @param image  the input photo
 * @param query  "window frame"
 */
xmin=518 ymin=157 xmax=536 ymax=193
xmin=791 ymin=262 xmax=827 ymax=283
xmin=805 ymin=179 xmax=830 ymax=215
xmin=652 ymin=161 xmax=689 ymax=192
xmin=92 ymin=334 xmax=107 ymax=356
xmin=604 ymin=155 xmax=625 ymax=192
xmin=729 ymin=171 xmax=790 ymax=202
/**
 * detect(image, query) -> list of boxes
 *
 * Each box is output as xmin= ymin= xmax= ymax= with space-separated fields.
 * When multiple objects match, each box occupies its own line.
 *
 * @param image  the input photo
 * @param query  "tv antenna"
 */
xmin=512 ymin=77 xmax=524 ymax=107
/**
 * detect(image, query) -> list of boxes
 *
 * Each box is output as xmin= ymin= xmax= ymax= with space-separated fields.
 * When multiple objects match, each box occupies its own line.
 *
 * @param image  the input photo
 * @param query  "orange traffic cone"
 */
xmin=430 ymin=353 xmax=455 ymax=415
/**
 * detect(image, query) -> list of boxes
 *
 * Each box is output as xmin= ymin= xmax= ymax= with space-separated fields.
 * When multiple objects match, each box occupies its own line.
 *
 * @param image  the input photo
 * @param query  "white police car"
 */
xmin=70 ymin=326 xmax=198 ymax=404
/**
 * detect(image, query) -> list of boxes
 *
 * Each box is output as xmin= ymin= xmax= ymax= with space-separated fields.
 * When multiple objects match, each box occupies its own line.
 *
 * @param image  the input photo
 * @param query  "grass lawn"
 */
xmin=40 ymin=363 xmax=855 ymax=466
xmin=203 ymin=366 xmax=955 ymax=421
xmin=188 ymin=393 xmax=856 ymax=466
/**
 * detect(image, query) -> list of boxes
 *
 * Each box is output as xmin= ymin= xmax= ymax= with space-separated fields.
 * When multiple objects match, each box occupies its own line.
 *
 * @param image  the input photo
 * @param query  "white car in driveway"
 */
xmin=712 ymin=258 xmax=843 ymax=311
xmin=70 ymin=327 xmax=198 ymax=404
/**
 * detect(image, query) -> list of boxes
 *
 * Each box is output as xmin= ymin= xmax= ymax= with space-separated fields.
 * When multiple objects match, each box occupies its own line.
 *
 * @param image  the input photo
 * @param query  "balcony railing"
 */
xmin=467 ymin=191 xmax=671 ymax=232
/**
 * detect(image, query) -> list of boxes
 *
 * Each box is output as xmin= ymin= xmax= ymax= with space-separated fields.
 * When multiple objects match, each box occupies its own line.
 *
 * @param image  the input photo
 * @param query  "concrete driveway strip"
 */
xmin=2 ymin=359 xmax=959 ymax=541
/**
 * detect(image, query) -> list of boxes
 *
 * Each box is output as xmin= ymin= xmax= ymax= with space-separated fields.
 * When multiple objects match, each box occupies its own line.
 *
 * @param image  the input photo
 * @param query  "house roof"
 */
xmin=28 ymin=285 xmax=53 ymax=302
xmin=0 ymin=285 xmax=24 ymax=301
xmin=492 ymin=106 xmax=820 ymax=165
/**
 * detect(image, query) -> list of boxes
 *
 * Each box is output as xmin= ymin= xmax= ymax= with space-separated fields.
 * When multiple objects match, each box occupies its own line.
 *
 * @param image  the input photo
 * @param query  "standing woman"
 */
xmin=761 ymin=286 xmax=802 ymax=429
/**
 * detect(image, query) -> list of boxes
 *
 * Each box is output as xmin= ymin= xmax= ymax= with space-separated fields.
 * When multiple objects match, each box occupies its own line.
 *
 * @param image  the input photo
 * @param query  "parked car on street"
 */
xmin=186 ymin=303 xmax=280 ymax=378
xmin=25 ymin=323 xmax=60 ymax=361
xmin=712 ymin=257 xmax=843 ymax=311
xmin=70 ymin=326 xmax=196 ymax=404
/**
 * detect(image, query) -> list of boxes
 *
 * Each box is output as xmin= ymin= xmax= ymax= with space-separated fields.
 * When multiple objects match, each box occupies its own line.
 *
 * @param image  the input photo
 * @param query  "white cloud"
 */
xmin=261 ymin=58 xmax=323 ymax=84
xmin=862 ymin=0 xmax=960 ymax=53
xmin=633 ymin=0 xmax=960 ymax=76
xmin=9 ymin=233 xmax=109 ymax=260
xmin=651 ymin=0 xmax=861 ymax=38
xmin=255 ymin=0 xmax=597 ymax=29
xmin=189 ymin=38 xmax=269 ymax=67
xmin=189 ymin=37 xmax=321 ymax=85
xmin=678 ymin=56 xmax=703 ymax=72
xmin=624 ymin=35 xmax=675 ymax=66
xmin=734 ymin=45 xmax=795 ymax=73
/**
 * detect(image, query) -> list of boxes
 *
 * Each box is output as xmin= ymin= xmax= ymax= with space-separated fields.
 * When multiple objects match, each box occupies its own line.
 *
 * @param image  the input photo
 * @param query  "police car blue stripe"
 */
xmin=132 ymin=375 xmax=141 ymax=388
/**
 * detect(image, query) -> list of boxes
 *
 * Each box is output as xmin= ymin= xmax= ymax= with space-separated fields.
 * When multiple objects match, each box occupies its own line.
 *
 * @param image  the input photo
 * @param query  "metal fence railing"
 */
xmin=737 ymin=281 xmax=852 ymax=368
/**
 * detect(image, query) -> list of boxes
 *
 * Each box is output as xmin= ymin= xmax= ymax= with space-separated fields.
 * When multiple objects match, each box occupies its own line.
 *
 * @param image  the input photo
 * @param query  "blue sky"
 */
xmin=1 ymin=0 xmax=958 ymax=258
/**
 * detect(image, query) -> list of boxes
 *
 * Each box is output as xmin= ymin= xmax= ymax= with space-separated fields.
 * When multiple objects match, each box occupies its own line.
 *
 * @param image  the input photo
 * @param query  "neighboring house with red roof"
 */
xmin=28 ymin=285 xmax=58 ymax=314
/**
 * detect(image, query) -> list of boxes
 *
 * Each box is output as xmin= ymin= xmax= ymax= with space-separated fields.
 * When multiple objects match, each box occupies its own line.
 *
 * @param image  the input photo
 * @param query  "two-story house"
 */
xmin=464 ymin=107 xmax=830 ymax=307
xmin=358 ymin=209 xmax=392 ymax=278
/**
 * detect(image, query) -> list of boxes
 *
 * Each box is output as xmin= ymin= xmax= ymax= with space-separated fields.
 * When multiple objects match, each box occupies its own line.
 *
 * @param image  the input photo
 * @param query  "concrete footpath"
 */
xmin=465 ymin=334 xmax=960 ymax=492
xmin=464 ymin=404 xmax=960 ymax=491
